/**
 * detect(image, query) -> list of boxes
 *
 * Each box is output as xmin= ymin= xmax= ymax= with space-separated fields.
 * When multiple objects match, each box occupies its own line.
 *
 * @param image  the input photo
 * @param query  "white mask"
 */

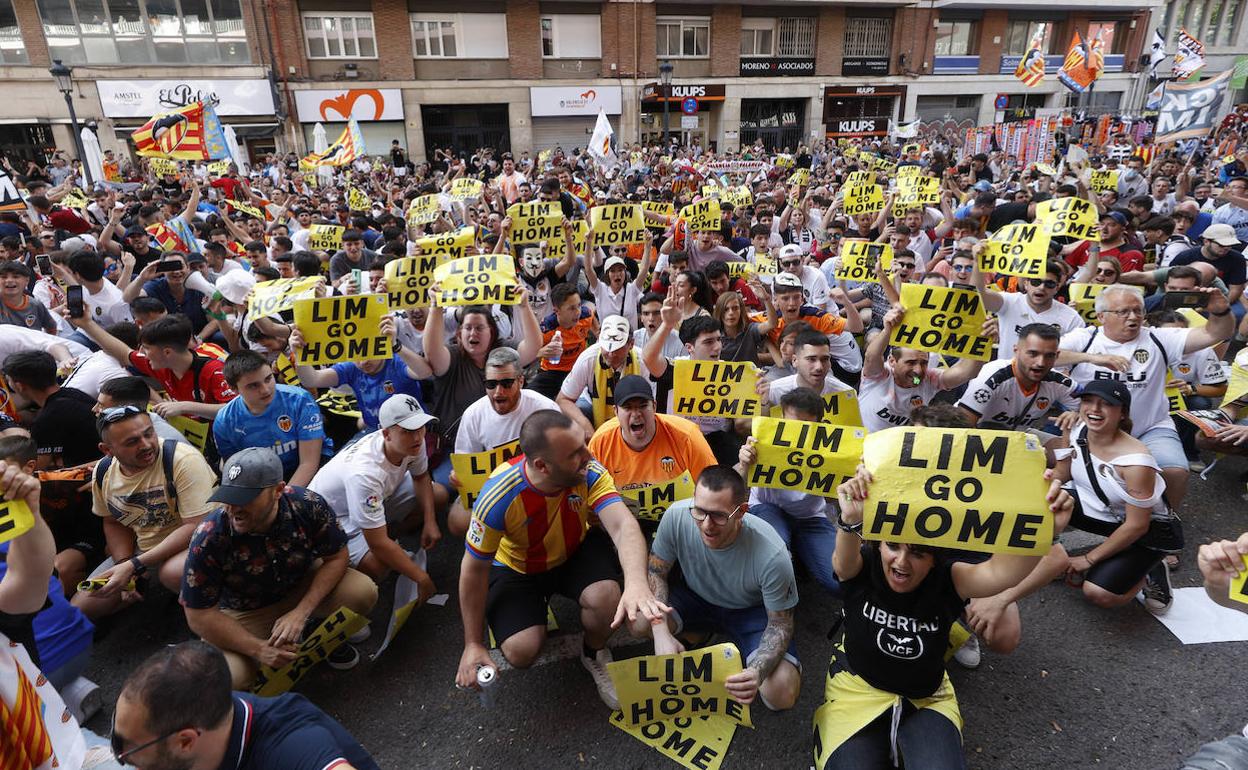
xmin=521 ymin=247 xmax=545 ymax=278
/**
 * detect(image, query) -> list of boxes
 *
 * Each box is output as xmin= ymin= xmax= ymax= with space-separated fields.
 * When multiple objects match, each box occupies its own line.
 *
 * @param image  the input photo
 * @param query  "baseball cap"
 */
xmin=778 ymin=244 xmax=803 ymax=260
xmin=972 ymin=180 xmax=994 ymax=192
xmin=1078 ymin=379 xmax=1132 ymax=410
xmin=773 ymin=271 xmax=803 ymax=290
xmin=598 ymin=314 xmax=631 ymax=353
xmin=603 ymin=256 xmax=627 ymax=273
xmin=379 ymin=394 xmax=438 ymax=431
xmin=209 ymin=447 xmax=284 ymax=506
xmin=1203 ymin=223 xmax=1240 ymax=246
xmin=613 ymin=374 xmax=655 ymax=406
xmin=215 ymin=270 xmax=256 ymax=305
xmin=1099 ymin=210 xmax=1129 ymax=226
xmin=124 ymin=226 xmax=147 ymax=238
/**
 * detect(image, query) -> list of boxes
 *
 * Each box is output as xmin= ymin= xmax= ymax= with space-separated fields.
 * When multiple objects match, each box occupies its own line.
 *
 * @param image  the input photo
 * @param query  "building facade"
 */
xmin=0 ymin=0 xmax=1238 ymax=166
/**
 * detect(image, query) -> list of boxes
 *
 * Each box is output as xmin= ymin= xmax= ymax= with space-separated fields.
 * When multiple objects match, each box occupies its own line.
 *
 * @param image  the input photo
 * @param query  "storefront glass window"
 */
xmin=0 ymin=0 xmax=28 ymax=63
xmin=35 ymin=0 xmax=250 ymax=63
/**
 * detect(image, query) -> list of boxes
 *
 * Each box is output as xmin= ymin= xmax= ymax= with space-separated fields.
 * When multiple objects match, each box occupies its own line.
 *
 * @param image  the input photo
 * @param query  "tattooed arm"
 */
xmin=645 ymin=554 xmax=684 ymax=656
xmin=724 ymin=608 xmax=794 ymax=705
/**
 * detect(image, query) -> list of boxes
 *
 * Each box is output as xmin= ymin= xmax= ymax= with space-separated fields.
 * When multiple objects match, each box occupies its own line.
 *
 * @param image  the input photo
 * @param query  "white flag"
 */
xmin=1146 ymin=81 xmax=1167 ymax=110
xmin=587 ymin=109 xmax=617 ymax=166
xmin=1149 ymin=28 xmax=1168 ymax=79
xmin=890 ymin=119 xmax=920 ymax=139
xmin=1173 ymin=28 xmax=1206 ymax=79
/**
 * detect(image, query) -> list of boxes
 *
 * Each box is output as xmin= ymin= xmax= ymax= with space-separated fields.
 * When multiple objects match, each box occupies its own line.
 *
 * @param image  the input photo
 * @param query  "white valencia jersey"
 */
xmin=1060 ymin=326 xmax=1190 ymax=436
xmin=858 ymin=364 xmax=945 ymax=433
xmin=993 ymin=292 xmax=1085 ymax=361
xmin=958 ymin=359 xmax=1078 ymax=431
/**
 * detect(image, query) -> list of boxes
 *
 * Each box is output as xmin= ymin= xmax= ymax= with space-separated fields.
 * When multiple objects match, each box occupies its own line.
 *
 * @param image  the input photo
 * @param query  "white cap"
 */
xmin=773 ymin=271 xmax=803 ymax=289
xmin=603 ymin=256 xmax=627 ymax=273
xmin=379 ymin=394 xmax=438 ymax=430
xmin=1203 ymin=223 xmax=1240 ymax=247
xmin=215 ymin=270 xmax=257 ymax=305
xmin=598 ymin=315 xmax=632 ymax=353
xmin=778 ymin=244 xmax=803 ymax=259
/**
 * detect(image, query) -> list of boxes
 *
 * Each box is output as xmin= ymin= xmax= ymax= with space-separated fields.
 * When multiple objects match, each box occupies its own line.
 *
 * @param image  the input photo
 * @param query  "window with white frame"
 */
xmin=410 ymin=13 xmax=508 ymax=58
xmin=540 ymin=14 xmax=600 ymax=58
xmin=934 ymin=19 xmax=977 ymax=56
xmin=0 ymin=0 xmax=26 ymax=63
xmin=740 ymin=18 xmax=772 ymax=57
xmin=843 ymin=17 xmax=891 ymax=58
xmin=303 ymin=13 xmax=376 ymax=59
xmin=740 ymin=17 xmax=813 ymax=57
xmin=1003 ymin=19 xmax=1054 ymax=55
xmin=656 ymin=16 xmax=708 ymax=58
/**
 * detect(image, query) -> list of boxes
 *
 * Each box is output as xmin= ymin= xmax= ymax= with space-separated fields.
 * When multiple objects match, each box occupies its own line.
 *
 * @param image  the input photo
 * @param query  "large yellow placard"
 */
xmin=608 ymin=643 xmax=752 ymax=728
xmin=842 ymin=184 xmax=884 ymax=217
xmin=413 ymin=227 xmax=474 ymax=259
xmin=891 ymin=283 xmax=992 ymax=361
xmin=307 ymin=224 xmax=344 ymax=251
xmin=452 ymin=440 xmax=521 ymax=511
xmin=979 ymin=223 xmax=1050 ymax=279
xmin=749 ymin=417 xmax=865 ymax=497
xmin=406 ymin=194 xmax=440 ymax=225
xmin=293 ymin=294 xmax=392 ymax=365
xmin=506 ymin=201 xmax=564 ymax=245
xmin=433 ymin=254 xmax=523 ymax=306
xmin=384 ymin=253 xmax=449 ymax=310
xmin=1036 ymin=197 xmax=1100 ymax=242
xmin=619 ymin=471 xmax=695 ymax=522
xmin=672 ymin=360 xmax=763 ymax=418
xmin=861 ymin=427 xmax=1052 ymax=555
xmin=835 ymin=240 xmax=893 ymax=283
xmin=680 ymin=199 xmax=723 ymax=232
xmin=589 ymin=204 xmax=648 ymax=246
xmin=247 ymin=277 xmax=320 ymax=317
xmin=449 ymin=178 xmax=484 ymax=201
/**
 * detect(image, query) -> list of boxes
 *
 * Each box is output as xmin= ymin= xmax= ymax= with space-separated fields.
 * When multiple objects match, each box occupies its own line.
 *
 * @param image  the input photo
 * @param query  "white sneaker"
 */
xmin=953 ymin=633 xmax=981 ymax=670
xmin=348 ymin=624 xmax=371 ymax=644
xmin=581 ymin=647 xmax=620 ymax=709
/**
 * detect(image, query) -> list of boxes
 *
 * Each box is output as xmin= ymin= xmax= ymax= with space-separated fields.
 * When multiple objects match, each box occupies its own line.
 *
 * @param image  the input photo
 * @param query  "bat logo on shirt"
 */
xmin=1134 ymin=348 xmax=1150 ymax=364
xmin=278 ymin=415 xmax=293 ymax=432
xmin=877 ymin=628 xmax=923 ymax=659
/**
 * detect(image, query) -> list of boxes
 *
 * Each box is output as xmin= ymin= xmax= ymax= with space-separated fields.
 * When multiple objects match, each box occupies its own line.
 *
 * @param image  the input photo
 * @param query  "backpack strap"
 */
xmin=1080 ymin=326 xmax=1099 ymax=353
xmin=160 ymin=439 xmax=180 ymax=517
xmin=1074 ymin=425 xmax=1113 ymax=509
xmin=188 ymin=354 xmax=210 ymax=403
xmin=93 ymin=455 xmax=113 ymax=493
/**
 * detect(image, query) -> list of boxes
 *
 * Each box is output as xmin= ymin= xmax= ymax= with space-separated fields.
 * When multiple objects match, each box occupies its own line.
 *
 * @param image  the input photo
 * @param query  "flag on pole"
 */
xmin=890 ymin=119 xmax=920 ymax=139
xmin=1014 ymin=24 xmax=1047 ymax=87
xmin=1173 ymin=28 xmax=1206 ymax=79
xmin=301 ymin=119 xmax=366 ymax=168
xmin=587 ymin=109 xmax=617 ymax=166
xmin=1156 ymin=68 xmax=1232 ymax=143
xmin=132 ymin=102 xmax=229 ymax=161
xmin=1145 ymin=80 xmax=1168 ymax=110
xmin=1149 ymin=28 xmax=1168 ymax=79
xmin=1057 ymin=31 xmax=1102 ymax=93
xmin=0 ymin=169 xmax=23 ymax=212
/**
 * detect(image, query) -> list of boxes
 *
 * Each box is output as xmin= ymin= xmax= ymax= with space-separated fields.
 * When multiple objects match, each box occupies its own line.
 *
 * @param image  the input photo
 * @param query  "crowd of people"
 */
xmin=4 ymin=118 xmax=1248 ymax=769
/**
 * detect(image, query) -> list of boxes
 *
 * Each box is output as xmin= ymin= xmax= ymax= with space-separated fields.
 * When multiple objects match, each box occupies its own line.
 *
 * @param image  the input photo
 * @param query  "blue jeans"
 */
xmin=750 ymin=503 xmax=841 ymax=597
xmin=824 ymin=705 xmax=966 ymax=770
xmin=1182 ymin=733 xmax=1248 ymax=769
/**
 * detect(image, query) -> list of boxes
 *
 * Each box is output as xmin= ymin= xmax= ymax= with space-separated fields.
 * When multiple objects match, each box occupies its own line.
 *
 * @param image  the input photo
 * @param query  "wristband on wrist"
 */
xmin=1211 ymin=308 xmax=1232 ymax=317
xmin=835 ymin=510 xmax=863 ymax=535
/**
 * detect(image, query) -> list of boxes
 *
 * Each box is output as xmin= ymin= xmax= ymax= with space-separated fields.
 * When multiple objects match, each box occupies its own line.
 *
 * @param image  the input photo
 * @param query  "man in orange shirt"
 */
xmin=589 ymin=375 xmax=715 ymax=532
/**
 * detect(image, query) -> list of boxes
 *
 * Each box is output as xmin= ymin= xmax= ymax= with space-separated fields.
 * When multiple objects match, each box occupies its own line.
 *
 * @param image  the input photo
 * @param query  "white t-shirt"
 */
xmin=559 ymin=342 xmax=652 ymax=401
xmin=768 ymin=372 xmax=853 ymax=407
xmin=1172 ymin=346 xmax=1227 ymax=388
xmin=858 ymin=364 xmax=945 ymax=433
xmin=83 ymin=280 xmax=134 ymax=328
xmin=993 ymin=291 xmax=1085 ymax=361
xmin=455 ymin=389 xmax=558 ymax=454
xmin=829 ymin=330 xmax=863 ymax=373
xmin=591 ymin=281 xmax=641 ymax=329
xmin=61 ymin=350 xmax=129 ymax=398
xmin=634 ymin=327 xmax=684 ymax=360
xmin=0 ymin=326 xmax=90 ymax=361
xmin=958 ymin=358 xmax=1078 ymax=431
xmin=788 ymin=266 xmax=829 ymax=310
xmin=1060 ymin=325 xmax=1190 ymax=436
xmin=308 ymin=429 xmax=429 ymax=539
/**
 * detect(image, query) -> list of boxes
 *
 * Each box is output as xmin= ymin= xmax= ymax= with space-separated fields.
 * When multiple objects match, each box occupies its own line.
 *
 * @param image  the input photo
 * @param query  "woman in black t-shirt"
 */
xmin=812 ymin=468 xmax=1072 ymax=770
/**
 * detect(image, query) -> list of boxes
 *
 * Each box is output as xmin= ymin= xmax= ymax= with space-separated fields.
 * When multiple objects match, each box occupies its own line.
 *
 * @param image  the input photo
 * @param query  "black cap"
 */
xmin=1079 ymin=379 xmax=1132 ymax=410
xmin=613 ymin=374 xmax=655 ymax=406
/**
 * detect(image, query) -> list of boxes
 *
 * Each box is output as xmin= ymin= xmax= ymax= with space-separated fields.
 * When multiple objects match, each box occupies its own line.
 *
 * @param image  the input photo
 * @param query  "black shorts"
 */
xmin=1068 ymin=496 xmax=1164 ymax=595
xmin=486 ymin=527 xmax=622 ymax=644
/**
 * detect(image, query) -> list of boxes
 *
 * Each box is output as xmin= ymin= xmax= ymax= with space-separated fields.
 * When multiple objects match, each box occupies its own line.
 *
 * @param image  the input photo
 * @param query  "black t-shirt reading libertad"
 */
xmin=839 ymin=544 xmax=967 ymax=699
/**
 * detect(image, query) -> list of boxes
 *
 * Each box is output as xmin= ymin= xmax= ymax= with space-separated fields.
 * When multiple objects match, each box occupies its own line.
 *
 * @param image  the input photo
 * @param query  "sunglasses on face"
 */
xmin=952 ymin=264 xmax=973 ymax=273
xmin=483 ymin=378 xmax=517 ymax=390
xmin=894 ymin=262 xmax=916 ymax=270
xmin=1028 ymin=278 xmax=1058 ymax=289
xmin=99 ymin=404 xmax=143 ymax=424
xmin=781 ymin=260 xmax=801 ymax=267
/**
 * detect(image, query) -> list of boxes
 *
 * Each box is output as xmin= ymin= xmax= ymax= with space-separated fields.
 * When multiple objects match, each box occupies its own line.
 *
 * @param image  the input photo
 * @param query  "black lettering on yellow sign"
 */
xmin=610 ymin=644 xmax=752 ymax=728
xmin=891 ymin=284 xmax=992 ymax=361
xmin=295 ymin=294 xmax=392 ymax=366
xmin=452 ymin=440 xmax=522 ymax=510
xmin=672 ymin=360 xmax=762 ymax=418
xmin=608 ymin=711 xmax=735 ymax=770
xmin=506 ymin=201 xmax=564 ymax=245
xmin=384 ymin=254 xmax=443 ymax=310
xmin=620 ymin=472 xmax=694 ymax=522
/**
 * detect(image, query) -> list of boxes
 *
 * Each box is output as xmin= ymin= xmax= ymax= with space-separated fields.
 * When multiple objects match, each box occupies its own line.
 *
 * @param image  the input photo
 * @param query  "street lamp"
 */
xmin=49 ymin=59 xmax=93 ymax=188
xmin=659 ymin=60 xmax=674 ymax=149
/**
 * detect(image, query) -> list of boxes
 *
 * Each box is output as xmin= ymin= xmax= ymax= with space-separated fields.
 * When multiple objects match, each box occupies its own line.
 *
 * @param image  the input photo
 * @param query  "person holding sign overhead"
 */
xmin=457 ymin=410 xmax=666 ymax=710
xmin=628 ymin=465 xmax=801 ymax=711
xmin=817 ymin=459 xmax=1072 ymax=769
xmin=972 ymin=255 xmax=1085 ymax=360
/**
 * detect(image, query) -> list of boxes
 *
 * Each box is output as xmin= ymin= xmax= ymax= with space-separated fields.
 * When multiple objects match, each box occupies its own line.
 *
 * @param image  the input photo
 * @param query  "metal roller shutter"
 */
xmin=529 ymin=116 xmax=602 ymax=156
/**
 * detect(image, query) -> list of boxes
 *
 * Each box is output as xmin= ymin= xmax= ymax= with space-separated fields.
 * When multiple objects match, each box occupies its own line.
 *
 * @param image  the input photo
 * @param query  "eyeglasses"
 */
xmin=1102 ymin=308 xmax=1145 ymax=318
xmin=111 ymin=712 xmax=194 ymax=765
xmin=483 ymin=378 xmax=517 ymax=390
xmin=99 ymin=404 xmax=143 ymax=424
xmin=690 ymin=503 xmax=743 ymax=526
xmin=1027 ymin=278 xmax=1058 ymax=289
xmin=952 ymin=264 xmax=974 ymax=273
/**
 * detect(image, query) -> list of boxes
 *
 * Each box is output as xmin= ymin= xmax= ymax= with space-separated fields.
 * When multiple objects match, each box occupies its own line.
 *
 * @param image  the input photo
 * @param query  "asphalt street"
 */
xmin=82 ymin=457 xmax=1248 ymax=770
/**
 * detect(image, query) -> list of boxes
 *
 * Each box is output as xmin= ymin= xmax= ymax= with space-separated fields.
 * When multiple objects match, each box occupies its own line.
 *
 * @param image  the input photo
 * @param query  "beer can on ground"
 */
xmin=476 ymin=665 xmax=497 ymax=708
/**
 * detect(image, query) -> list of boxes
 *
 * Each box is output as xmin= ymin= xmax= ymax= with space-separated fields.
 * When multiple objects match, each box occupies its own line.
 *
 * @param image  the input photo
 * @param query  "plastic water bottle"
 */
xmin=548 ymin=330 xmax=563 ymax=365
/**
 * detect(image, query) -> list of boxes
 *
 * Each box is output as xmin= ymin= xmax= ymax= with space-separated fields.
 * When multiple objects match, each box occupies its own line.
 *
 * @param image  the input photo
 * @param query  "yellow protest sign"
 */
xmin=788 ymin=168 xmax=810 ymax=187
xmin=251 ymin=606 xmax=368 ymax=696
xmin=748 ymin=417 xmax=864 ymax=497
xmin=774 ymin=154 xmax=794 ymax=169
xmin=896 ymin=164 xmax=923 ymax=179
xmin=384 ymin=253 xmax=447 ymax=310
xmin=720 ymin=186 xmax=753 ymax=209
xmin=893 ymin=175 xmax=940 ymax=215
xmin=451 ymin=440 xmax=521 ymax=511
xmin=316 ymin=390 xmax=360 ymax=418
xmin=1034 ymin=162 xmax=1058 ymax=177
xmin=642 ymin=200 xmax=675 ymax=220
xmin=547 ymin=219 xmax=589 ymax=261
xmin=1221 ymin=356 xmax=1248 ymax=407
xmin=835 ymin=240 xmax=893 ymax=283
xmin=769 ymin=390 xmax=862 ymax=426
xmin=861 ymin=427 xmax=1053 ymax=555
xmin=506 ymin=201 xmax=564 ymax=245
xmin=347 ymin=187 xmax=370 ymax=211
xmin=0 ymin=498 xmax=34 ymax=545
xmin=1177 ymin=307 xmax=1207 ymax=328
xmin=619 ymin=471 xmax=695 ymax=522
xmin=407 ymin=194 xmax=440 ymax=226
xmin=274 ymin=352 xmax=302 ymax=387
xmin=1166 ymin=369 xmax=1188 ymax=413
xmin=248 ymin=276 xmax=320 ymax=317
xmin=1090 ymin=170 xmax=1120 ymax=194
xmin=167 ymin=415 xmax=210 ymax=451
xmin=538 ymin=148 xmax=553 ymax=166
xmin=864 ymin=155 xmax=897 ymax=174
xmin=1036 ymin=197 xmax=1100 ymax=242
xmin=307 ymin=224 xmax=344 ymax=252
xmin=672 ymin=360 xmax=763 ymax=418
xmin=844 ymin=170 xmax=873 ymax=187
xmin=60 ymin=189 xmax=88 ymax=210
xmin=843 ymin=144 xmax=859 ymax=159
xmin=609 ymin=711 xmax=737 ymax=770
xmin=413 ymin=227 xmax=474 ymax=259
xmin=433 ymin=254 xmax=522 ymax=306
xmin=1068 ymin=282 xmax=1106 ymax=325
xmin=590 ymin=204 xmax=647 ymax=247
xmin=842 ymin=184 xmax=884 ymax=217
xmin=1229 ymin=556 xmax=1248 ymax=606
xmin=725 ymin=256 xmax=776 ymax=281
xmin=225 ymin=199 xmax=264 ymax=220
xmin=293 ymin=294 xmax=392 ymax=366
xmin=148 ymin=157 xmax=177 ymax=176
xmin=978 ymin=223 xmax=1050 ymax=279
xmin=609 ymin=643 xmax=752 ymax=728
xmin=700 ymin=185 xmax=721 ymax=200
xmin=680 ymin=199 xmax=723 ymax=233
xmin=449 ymin=178 xmax=484 ymax=201
xmin=892 ymin=283 xmax=991 ymax=361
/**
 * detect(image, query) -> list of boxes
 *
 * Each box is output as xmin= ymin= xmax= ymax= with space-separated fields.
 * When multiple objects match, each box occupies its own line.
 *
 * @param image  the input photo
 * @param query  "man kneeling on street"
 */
xmin=181 ymin=447 xmax=379 ymax=688
xmin=630 ymin=465 xmax=801 ymax=711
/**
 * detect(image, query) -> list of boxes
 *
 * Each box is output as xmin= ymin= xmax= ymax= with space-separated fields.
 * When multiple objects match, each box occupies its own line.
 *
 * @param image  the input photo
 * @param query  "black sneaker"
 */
xmin=326 ymin=643 xmax=360 ymax=670
xmin=1141 ymin=561 xmax=1173 ymax=615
